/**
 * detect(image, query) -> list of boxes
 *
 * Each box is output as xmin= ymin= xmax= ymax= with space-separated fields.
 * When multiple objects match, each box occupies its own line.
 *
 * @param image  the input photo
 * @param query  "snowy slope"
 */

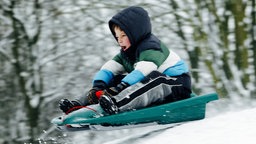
xmin=133 ymin=108 xmax=256 ymax=144
xmin=100 ymin=107 xmax=256 ymax=144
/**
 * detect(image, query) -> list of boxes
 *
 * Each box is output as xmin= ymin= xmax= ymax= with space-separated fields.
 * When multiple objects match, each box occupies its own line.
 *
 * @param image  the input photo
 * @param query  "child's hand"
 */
xmin=87 ymin=88 xmax=101 ymax=104
xmin=105 ymin=82 xmax=129 ymax=96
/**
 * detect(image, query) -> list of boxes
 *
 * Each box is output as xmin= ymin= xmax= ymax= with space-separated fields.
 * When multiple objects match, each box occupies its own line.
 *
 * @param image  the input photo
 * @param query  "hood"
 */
xmin=109 ymin=6 xmax=152 ymax=47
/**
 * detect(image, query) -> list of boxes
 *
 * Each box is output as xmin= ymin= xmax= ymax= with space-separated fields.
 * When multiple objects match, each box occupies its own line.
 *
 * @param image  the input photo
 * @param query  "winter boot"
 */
xmin=59 ymin=99 xmax=83 ymax=114
xmin=99 ymin=95 xmax=119 ymax=115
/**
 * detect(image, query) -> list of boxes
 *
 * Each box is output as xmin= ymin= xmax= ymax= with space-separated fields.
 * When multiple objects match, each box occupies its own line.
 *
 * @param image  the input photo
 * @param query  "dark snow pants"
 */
xmin=111 ymin=71 xmax=192 ymax=112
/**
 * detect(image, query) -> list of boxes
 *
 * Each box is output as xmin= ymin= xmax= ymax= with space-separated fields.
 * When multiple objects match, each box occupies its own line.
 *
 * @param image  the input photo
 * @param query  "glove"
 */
xmin=59 ymin=99 xmax=82 ymax=114
xmin=87 ymin=88 xmax=103 ymax=104
xmin=87 ymin=80 xmax=107 ymax=104
xmin=105 ymin=82 xmax=129 ymax=96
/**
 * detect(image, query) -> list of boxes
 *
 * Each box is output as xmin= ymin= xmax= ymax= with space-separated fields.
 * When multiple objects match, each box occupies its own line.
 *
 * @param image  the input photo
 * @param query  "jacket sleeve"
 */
xmin=93 ymin=58 xmax=125 ymax=85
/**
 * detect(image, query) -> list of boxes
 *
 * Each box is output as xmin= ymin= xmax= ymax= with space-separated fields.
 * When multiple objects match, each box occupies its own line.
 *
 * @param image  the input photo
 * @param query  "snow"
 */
xmin=100 ymin=107 xmax=256 ymax=144
xmin=30 ymin=95 xmax=40 ymax=108
xmin=134 ymin=108 xmax=256 ymax=144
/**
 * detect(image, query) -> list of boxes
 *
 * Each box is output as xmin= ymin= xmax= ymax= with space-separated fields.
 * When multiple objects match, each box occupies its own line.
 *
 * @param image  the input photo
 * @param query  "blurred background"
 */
xmin=0 ymin=0 xmax=255 ymax=143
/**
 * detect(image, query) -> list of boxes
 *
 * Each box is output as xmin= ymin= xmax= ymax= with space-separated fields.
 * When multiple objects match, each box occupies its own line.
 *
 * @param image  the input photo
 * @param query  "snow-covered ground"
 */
xmin=133 ymin=108 xmax=256 ymax=144
xmin=100 ymin=108 xmax=256 ymax=144
xmin=68 ymin=98 xmax=256 ymax=144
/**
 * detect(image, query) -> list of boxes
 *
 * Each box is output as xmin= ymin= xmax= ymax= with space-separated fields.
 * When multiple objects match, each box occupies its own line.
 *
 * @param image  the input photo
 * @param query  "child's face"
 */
xmin=114 ymin=27 xmax=131 ymax=51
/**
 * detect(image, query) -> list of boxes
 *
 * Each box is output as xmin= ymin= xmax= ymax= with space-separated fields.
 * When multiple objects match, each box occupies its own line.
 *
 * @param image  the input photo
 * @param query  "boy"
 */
xmin=59 ymin=6 xmax=191 ymax=114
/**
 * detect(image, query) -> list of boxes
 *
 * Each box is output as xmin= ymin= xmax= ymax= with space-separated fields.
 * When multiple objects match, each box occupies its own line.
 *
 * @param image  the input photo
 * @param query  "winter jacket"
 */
xmin=93 ymin=6 xmax=189 ymax=86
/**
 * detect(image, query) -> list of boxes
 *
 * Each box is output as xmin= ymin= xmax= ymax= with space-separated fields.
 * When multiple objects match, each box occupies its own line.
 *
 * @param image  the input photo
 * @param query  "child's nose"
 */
xmin=118 ymin=38 xmax=122 ymax=44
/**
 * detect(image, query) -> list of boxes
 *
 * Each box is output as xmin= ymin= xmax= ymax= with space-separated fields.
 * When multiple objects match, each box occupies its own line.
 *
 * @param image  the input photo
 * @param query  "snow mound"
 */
xmin=134 ymin=107 xmax=256 ymax=144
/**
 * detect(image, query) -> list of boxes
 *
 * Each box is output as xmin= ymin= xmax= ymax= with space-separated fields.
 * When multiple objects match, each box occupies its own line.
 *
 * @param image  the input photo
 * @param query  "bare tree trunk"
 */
xmin=6 ymin=0 xmax=43 ymax=142
xmin=208 ymin=0 xmax=233 ymax=80
xmin=251 ymin=0 xmax=256 ymax=95
xmin=230 ymin=0 xmax=249 ymax=88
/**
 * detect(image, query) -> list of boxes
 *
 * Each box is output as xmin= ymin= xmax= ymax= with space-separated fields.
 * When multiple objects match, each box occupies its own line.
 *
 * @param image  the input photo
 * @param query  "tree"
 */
xmin=251 ymin=0 xmax=256 ymax=96
xmin=164 ymin=0 xmax=254 ymax=97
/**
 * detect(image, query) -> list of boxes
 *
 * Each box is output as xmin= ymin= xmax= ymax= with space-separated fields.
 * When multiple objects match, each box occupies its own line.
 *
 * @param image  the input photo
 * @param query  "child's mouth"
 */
xmin=121 ymin=46 xmax=127 ymax=51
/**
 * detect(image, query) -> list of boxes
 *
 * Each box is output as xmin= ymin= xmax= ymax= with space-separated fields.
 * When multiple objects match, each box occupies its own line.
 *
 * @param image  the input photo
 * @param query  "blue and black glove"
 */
xmin=105 ymin=82 xmax=129 ymax=96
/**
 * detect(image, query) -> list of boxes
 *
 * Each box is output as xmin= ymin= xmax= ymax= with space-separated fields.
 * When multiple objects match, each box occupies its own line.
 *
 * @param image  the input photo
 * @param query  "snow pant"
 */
xmin=111 ymin=71 xmax=192 ymax=112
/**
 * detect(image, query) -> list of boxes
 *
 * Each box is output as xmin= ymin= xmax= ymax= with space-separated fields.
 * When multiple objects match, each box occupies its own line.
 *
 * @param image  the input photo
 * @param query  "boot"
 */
xmin=99 ymin=95 xmax=119 ymax=115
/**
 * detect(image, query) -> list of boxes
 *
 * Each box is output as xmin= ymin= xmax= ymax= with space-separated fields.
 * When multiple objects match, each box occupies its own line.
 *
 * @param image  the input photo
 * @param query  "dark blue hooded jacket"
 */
xmin=93 ymin=6 xmax=189 ymax=86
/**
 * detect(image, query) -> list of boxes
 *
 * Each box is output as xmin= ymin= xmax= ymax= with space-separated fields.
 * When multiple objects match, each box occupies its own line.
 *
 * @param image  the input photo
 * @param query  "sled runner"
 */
xmin=51 ymin=93 xmax=218 ymax=131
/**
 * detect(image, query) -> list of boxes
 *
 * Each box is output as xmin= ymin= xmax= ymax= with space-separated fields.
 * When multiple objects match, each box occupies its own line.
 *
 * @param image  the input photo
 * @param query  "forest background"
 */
xmin=0 ymin=0 xmax=255 ymax=143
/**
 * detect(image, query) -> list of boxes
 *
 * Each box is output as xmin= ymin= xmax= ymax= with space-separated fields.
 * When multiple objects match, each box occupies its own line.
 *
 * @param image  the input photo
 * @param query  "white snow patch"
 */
xmin=134 ymin=108 xmax=256 ymax=144
xmin=30 ymin=95 xmax=40 ymax=108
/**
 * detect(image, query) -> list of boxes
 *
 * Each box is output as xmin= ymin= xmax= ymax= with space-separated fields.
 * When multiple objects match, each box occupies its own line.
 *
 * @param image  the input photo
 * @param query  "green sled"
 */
xmin=52 ymin=93 xmax=218 ymax=131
